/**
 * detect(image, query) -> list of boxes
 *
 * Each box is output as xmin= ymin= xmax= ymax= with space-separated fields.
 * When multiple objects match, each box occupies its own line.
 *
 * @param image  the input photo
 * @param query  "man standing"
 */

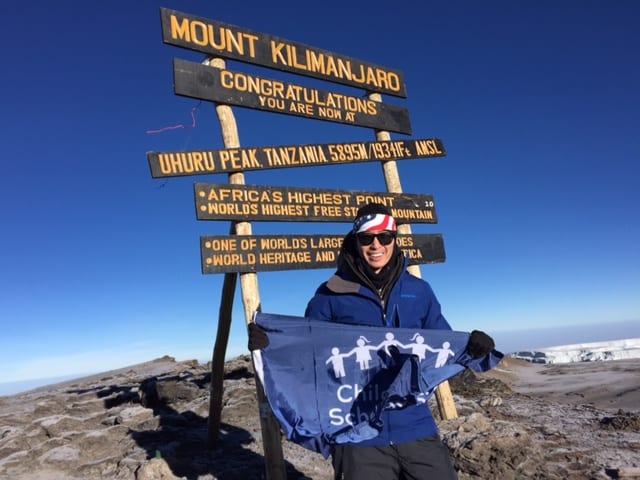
xmin=249 ymin=202 xmax=497 ymax=479
xmin=303 ymin=202 xmax=495 ymax=480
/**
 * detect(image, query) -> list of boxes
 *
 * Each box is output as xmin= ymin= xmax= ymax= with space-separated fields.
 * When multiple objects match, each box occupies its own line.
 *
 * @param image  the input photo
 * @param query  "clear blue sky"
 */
xmin=1 ymin=0 xmax=639 ymax=391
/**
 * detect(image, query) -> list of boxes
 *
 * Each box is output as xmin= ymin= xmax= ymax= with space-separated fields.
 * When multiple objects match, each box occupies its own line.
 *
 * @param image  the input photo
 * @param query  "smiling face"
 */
xmin=356 ymin=229 xmax=396 ymax=274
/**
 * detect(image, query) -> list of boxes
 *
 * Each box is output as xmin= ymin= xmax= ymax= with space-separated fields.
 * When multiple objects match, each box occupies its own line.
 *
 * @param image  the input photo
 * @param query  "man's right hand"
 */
xmin=248 ymin=323 xmax=269 ymax=351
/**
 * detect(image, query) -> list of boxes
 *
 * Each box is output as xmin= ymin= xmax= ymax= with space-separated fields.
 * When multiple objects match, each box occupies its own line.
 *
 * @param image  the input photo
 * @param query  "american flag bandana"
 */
xmin=353 ymin=213 xmax=397 ymax=233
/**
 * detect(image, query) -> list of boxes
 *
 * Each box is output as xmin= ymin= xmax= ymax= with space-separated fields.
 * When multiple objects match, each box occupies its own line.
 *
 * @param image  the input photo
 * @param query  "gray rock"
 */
xmin=0 ymin=355 xmax=638 ymax=479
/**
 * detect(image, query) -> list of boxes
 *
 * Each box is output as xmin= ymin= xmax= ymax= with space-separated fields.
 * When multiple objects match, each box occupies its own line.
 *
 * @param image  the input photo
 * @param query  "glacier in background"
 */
xmin=510 ymin=338 xmax=640 ymax=364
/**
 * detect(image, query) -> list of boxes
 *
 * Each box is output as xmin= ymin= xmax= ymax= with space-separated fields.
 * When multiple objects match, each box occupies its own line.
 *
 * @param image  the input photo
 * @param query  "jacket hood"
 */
xmin=335 ymin=232 xmax=405 ymax=305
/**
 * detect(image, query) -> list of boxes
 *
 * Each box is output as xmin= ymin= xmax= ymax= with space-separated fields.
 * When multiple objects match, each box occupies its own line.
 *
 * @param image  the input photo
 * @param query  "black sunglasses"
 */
xmin=356 ymin=231 xmax=397 ymax=246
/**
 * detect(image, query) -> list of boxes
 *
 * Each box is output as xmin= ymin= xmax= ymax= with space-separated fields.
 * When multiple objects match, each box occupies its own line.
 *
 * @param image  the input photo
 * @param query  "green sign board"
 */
xmin=161 ymin=8 xmax=407 ymax=97
xmin=201 ymin=234 xmax=445 ymax=273
xmin=195 ymin=184 xmax=437 ymax=223
xmin=147 ymin=138 xmax=445 ymax=178
xmin=173 ymin=59 xmax=412 ymax=134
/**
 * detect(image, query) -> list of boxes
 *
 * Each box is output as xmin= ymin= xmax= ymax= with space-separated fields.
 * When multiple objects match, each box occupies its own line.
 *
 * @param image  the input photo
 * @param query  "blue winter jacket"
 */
xmin=305 ymin=262 xmax=454 ymax=447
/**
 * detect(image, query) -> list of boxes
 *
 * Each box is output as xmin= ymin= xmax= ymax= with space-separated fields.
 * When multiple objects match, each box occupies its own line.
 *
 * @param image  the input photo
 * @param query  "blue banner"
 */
xmin=252 ymin=312 xmax=502 ymax=457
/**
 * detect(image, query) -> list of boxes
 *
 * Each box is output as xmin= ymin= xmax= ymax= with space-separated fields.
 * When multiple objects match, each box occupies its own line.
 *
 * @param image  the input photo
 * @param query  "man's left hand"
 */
xmin=467 ymin=330 xmax=495 ymax=358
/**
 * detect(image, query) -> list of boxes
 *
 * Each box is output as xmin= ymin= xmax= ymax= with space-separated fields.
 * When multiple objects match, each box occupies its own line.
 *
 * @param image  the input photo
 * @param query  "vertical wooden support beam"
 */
xmin=206 ymin=57 xmax=287 ymax=480
xmin=207 ymin=253 xmax=237 ymax=447
xmin=369 ymin=93 xmax=458 ymax=421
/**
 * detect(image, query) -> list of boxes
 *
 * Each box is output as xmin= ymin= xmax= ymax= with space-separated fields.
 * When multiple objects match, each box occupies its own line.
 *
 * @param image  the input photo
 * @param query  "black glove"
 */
xmin=247 ymin=323 xmax=269 ymax=351
xmin=467 ymin=330 xmax=495 ymax=358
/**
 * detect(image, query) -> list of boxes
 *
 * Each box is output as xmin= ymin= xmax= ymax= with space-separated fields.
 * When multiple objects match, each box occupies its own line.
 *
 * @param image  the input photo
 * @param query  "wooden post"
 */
xmin=207 ymin=255 xmax=236 ymax=447
xmin=369 ymin=93 xmax=458 ymax=421
xmin=205 ymin=57 xmax=287 ymax=480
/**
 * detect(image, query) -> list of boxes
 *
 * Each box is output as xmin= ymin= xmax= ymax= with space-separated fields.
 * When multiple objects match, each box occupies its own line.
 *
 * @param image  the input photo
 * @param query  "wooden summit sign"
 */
xmin=160 ymin=8 xmax=407 ymax=98
xmin=156 ymin=9 xmax=459 ymax=476
xmin=173 ymin=59 xmax=412 ymax=134
xmin=201 ymin=233 xmax=445 ymax=274
xmin=194 ymin=184 xmax=437 ymax=223
xmin=147 ymin=138 xmax=446 ymax=178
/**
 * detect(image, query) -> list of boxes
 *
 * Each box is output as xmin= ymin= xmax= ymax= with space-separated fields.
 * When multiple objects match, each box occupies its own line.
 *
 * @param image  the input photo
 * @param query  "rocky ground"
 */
xmin=0 ymin=355 xmax=638 ymax=480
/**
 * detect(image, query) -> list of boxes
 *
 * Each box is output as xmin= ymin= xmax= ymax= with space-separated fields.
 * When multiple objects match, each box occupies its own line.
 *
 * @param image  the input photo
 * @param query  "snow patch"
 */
xmin=510 ymin=338 xmax=640 ymax=364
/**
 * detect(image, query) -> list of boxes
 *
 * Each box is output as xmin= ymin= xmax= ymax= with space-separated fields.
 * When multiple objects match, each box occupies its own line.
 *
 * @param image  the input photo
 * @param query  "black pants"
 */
xmin=332 ymin=436 xmax=458 ymax=480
